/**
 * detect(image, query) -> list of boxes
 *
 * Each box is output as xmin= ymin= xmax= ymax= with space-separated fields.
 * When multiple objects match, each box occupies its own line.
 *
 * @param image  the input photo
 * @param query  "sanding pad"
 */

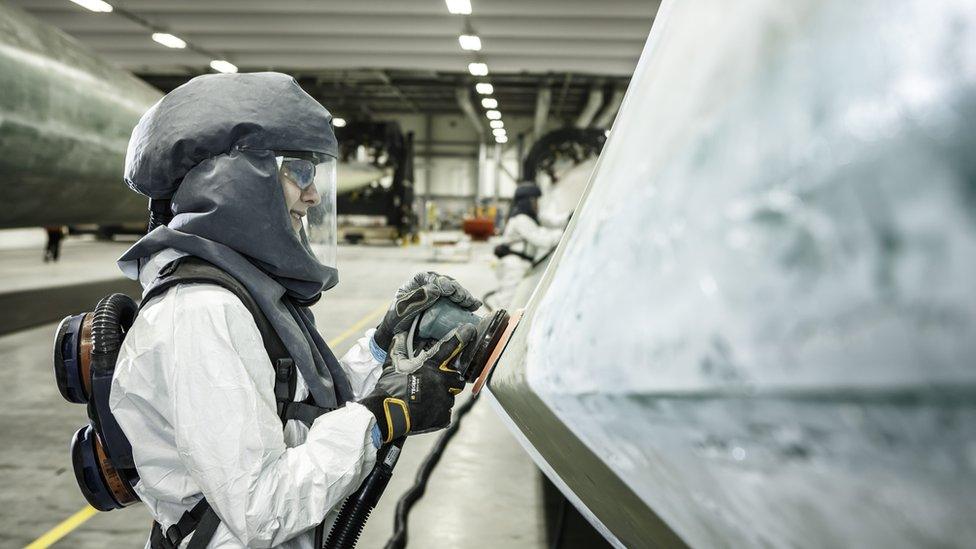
xmin=472 ymin=309 xmax=523 ymax=395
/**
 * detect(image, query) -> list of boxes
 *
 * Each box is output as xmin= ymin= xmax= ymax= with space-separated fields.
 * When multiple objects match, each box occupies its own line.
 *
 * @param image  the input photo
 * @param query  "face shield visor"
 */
xmin=275 ymin=152 xmax=338 ymax=269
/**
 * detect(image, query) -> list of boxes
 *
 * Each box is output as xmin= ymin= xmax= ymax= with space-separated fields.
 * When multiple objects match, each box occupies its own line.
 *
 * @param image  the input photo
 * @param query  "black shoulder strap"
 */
xmin=143 ymin=257 xmax=304 ymax=420
xmin=143 ymin=257 xmax=290 ymax=365
xmin=495 ymin=240 xmax=536 ymax=262
xmin=144 ymin=257 xmax=334 ymax=549
xmin=150 ymin=499 xmax=216 ymax=549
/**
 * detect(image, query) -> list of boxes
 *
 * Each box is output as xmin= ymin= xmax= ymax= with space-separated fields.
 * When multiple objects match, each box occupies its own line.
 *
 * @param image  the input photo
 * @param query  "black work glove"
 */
xmin=359 ymin=325 xmax=477 ymax=444
xmin=373 ymin=272 xmax=481 ymax=352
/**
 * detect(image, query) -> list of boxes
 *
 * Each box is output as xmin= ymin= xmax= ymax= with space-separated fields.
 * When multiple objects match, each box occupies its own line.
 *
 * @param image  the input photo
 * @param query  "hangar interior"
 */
xmin=3 ymin=1 xmax=975 ymax=548
xmin=1 ymin=1 xmax=648 ymax=547
xmin=16 ymin=0 xmax=637 ymax=226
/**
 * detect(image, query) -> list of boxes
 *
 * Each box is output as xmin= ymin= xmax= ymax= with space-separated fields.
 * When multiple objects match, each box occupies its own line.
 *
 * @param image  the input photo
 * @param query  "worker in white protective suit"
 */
xmin=491 ymin=182 xmax=567 ymax=309
xmin=109 ymin=73 xmax=481 ymax=548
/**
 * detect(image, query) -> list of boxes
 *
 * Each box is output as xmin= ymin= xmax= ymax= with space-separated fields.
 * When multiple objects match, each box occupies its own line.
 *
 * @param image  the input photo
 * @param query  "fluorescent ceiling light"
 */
xmin=468 ymin=62 xmax=489 ymax=76
xmin=481 ymin=98 xmax=498 ymax=109
xmin=152 ymin=33 xmax=186 ymax=49
xmin=333 ymin=117 xmax=347 ymax=128
xmin=489 ymin=120 xmax=504 ymax=129
xmin=485 ymin=109 xmax=501 ymax=120
xmin=475 ymin=83 xmax=493 ymax=95
xmin=446 ymin=0 xmax=472 ymax=15
xmin=495 ymin=135 xmax=508 ymax=144
xmin=458 ymin=35 xmax=481 ymax=51
xmin=492 ymin=128 xmax=506 ymax=137
xmin=209 ymin=60 xmax=237 ymax=73
xmin=70 ymin=0 xmax=113 ymax=12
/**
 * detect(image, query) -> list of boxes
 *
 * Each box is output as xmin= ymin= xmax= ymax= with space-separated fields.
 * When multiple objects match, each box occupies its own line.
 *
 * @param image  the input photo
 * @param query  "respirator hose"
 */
xmin=320 ymin=439 xmax=405 ymax=549
xmin=321 ymin=490 xmax=374 ymax=549
xmin=147 ymin=198 xmax=173 ymax=232
xmin=90 ymin=293 xmax=138 ymax=357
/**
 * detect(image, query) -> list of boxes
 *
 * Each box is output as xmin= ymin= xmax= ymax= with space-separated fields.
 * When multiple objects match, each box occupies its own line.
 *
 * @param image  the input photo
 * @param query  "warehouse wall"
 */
xmin=382 ymin=112 xmax=535 ymax=227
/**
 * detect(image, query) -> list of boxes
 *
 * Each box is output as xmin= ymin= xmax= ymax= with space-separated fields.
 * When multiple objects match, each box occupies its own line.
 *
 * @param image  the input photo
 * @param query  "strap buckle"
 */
xmin=157 ymin=258 xmax=182 ymax=278
xmin=275 ymin=358 xmax=294 ymax=383
xmin=165 ymin=524 xmax=183 ymax=547
xmin=274 ymin=359 xmax=295 ymax=419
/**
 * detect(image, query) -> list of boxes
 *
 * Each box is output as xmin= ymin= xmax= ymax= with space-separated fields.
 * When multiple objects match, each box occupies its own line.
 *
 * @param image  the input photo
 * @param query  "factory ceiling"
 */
xmin=10 ymin=0 xmax=657 ymax=118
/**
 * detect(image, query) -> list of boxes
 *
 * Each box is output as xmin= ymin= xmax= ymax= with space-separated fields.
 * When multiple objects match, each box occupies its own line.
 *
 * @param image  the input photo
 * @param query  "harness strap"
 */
xmin=493 ymin=242 xmax=535 ymax=262
xmin=273 ymin=358 xmax=297 ymax=420
xmin=143 ymin=258 xmax=292 ymax=367
xmin=146 ymin=258 xmax=335 ymax=424
xmin=282 ymin=400 xmax=336 ymax=425
xmin=149 ymin=521 xmax=169 ymax=549
xmin=150 ymin=499 xmax=210 ymax=549
xmin=186 ymin=508 xmax=221 ymax=549
xmin=143 ymin=257 xmax=338 ymax=548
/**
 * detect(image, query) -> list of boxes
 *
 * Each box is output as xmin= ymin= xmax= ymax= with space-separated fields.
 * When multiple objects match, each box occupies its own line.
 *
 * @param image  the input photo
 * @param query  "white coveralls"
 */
xmin=111 ymin=251 xmax=383 ymax=548
xmin=493 ymin=213 xmax=565 ymax=309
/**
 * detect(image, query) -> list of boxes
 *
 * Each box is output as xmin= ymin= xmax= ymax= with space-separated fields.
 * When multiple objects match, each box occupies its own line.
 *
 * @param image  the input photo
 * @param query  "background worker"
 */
xmin=43 ymin=225 xmax=64 ymax=262
xmin=491 ymin=181 xmax=567 ymax=309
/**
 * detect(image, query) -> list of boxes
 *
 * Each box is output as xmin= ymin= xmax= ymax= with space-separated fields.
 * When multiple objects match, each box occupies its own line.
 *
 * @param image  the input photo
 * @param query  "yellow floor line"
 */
xmin=24 ymin=505 xmax=97 ymax=549
xmin=24 ymin=302 xmax=389 ymax=549
xmin=327 ymin=302 xmax=388 ymax=347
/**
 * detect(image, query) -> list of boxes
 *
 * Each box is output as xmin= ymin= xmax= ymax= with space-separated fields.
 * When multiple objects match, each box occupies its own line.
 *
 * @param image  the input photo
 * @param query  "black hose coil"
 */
xmin=90 ymin=293 xmax=138 ymax=357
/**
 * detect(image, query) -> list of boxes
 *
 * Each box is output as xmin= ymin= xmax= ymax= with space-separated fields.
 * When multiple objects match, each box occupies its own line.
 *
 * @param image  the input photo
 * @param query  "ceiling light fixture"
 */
xmin=481 ymin=97 xmax=498 ymax=109
xmin=333 ymin=117 xmax=347 ymax=128
xmin=467 ymin=62 xmax=489 ymax=76
xmin=458 ymin=35 xmax=482 ymax=51
xmin=209 ymin=60 xmax=238 ymax=73
xmin=69 ymin=0 xmax=113 ymax=12
xmin=475 ymin=82 xmax=493 ymax=95
xmin=489 ymin=120 xmax=504 ymax=129
xmin=485 ymin=110 xmax=501 ymax=120
xmin=492 ymin=128 xmax=506 ymax=137
xmin=152 ymin=33 xmax=186 ymax=49
xmin=446 ymin=0 xmax=472 ymax=15
xmin=495 ymin=135 xmax=509 ymax=144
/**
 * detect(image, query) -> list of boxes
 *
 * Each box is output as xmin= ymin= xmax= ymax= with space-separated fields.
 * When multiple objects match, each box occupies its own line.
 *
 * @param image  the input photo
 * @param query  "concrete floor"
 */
xmin=0 ymin=235 xmax=132 ymax=293
xmin=0 ymin=236 xmax=545 ymax=548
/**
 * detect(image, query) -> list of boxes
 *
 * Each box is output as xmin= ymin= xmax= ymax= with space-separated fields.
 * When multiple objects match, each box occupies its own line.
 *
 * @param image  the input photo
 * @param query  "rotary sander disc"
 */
xmin=472 ymin=309 xmax=523 ymax=395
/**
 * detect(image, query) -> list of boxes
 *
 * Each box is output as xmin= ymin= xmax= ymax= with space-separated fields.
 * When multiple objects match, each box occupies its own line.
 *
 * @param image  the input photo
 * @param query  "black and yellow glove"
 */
xmin=359 ymin=325 xmax=476 ymax=444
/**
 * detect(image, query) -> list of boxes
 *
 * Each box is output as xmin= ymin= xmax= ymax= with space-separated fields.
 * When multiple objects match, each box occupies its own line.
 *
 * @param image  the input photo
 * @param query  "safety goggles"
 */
xmin=275 ymin=151 xmax=339 ymax=269
xmin=275 ymin=153 xmax=335 ymax=190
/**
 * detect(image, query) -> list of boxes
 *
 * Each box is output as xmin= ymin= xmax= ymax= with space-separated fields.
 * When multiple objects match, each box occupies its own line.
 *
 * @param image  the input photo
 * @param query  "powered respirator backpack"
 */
xmin=52 ymin=257 xmax=325 ymax=514
xmin=55 ymin=292 xmax=140 ymax=510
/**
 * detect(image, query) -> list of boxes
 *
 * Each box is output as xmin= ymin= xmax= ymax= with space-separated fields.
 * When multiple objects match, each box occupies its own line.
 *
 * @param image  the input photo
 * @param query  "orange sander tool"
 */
xmin=471 ymin=308 xmax=523 ymax=395
xmin=404 ymin=300 xmax=522 ymax=393
xmin=321 ymin=302 xmax=522 ymax=549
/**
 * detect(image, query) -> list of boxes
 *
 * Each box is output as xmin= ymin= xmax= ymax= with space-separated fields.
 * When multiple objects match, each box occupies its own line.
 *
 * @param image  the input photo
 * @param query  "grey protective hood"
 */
xmin=118 ymin=72 xmax=352 ymax=407
xmin=124 ymin=71 xmax=337 ymax=199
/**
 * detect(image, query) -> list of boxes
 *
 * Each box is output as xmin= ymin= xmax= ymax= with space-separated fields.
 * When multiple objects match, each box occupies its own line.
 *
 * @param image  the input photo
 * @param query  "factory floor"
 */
xmin=0 ymin=232 xmax=546 ymax=548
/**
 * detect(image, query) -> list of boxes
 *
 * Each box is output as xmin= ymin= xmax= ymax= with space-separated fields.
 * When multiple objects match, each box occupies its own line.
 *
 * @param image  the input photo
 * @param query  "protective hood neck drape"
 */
xmin=117 ymin=72 xmax=352 ymax=407
xmin=508 ymin=182 xmax=542 ymax=223
xmin=507 ymin=197 xmax=539 ymax=224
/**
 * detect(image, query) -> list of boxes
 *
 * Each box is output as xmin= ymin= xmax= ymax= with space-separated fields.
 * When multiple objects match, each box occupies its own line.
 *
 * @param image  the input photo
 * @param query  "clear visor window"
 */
xmin=277 ymin=155 xmax=338 ymax=269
